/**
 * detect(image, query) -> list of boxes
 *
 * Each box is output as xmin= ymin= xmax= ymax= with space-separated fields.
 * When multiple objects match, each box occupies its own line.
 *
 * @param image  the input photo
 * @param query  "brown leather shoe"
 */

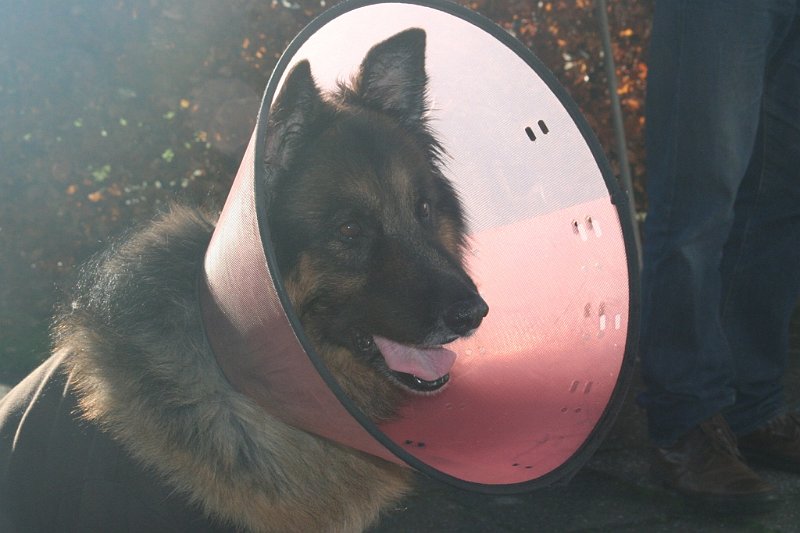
xmin=739 ymin=412 xmax=800 ymax=474
xmin=652 ymin=413 xmax=779 ymax=512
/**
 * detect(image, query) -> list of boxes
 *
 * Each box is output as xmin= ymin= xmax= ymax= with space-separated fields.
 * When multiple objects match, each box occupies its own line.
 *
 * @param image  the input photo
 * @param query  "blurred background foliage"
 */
xmin=0 ymin=0 xmax=651 ymax=380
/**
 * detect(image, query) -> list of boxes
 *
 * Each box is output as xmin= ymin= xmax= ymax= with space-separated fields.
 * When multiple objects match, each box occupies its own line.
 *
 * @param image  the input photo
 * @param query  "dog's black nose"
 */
xmin=443 ymin=295 xmax=489 ymax=336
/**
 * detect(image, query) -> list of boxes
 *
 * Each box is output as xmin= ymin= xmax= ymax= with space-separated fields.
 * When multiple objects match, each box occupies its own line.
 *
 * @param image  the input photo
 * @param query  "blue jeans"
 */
xmin=639 ymin=0 xmax=800 ymax=447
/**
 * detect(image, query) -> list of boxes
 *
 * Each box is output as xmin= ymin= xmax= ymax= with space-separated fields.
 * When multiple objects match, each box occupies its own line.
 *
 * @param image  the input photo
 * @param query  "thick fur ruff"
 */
xmin=60 ymin=206 xmax=411 ymax=532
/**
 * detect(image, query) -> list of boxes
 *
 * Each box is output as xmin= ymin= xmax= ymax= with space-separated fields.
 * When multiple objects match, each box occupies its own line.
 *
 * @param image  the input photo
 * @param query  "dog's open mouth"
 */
xmin=360 ymin=334 xmax=456 ymax=393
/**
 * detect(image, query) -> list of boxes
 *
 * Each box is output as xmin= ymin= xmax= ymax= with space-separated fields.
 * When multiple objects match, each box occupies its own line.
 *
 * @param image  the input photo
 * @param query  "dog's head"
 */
xmin=264 ymin=29 xmax=488 ymax=420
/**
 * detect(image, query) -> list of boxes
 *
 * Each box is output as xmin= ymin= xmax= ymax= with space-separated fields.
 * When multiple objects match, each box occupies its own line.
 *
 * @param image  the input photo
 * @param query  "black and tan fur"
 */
xmin=266 ymin=29 xmax=486 ymax=419
xmin=2 ymin=29 xmax=486 ymax=532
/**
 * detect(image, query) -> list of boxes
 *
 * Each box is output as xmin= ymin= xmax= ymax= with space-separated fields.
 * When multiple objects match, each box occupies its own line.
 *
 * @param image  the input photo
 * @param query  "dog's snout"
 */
xmin=443 ymin=295 xmax=489 ymax=336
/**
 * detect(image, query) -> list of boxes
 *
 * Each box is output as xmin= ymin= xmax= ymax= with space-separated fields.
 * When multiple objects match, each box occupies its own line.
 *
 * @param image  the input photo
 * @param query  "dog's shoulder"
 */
xmin=57 ymin=204 xmax=220 ymax=430
xmin=46 ymin=205 xmax=409 ymax=532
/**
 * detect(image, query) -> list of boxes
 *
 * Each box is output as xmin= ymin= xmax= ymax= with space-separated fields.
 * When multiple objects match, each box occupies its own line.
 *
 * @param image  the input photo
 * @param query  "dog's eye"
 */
xmin=418 ymin=200 xmax=431 ymax=220
xmin=339 ymin=221 xmax=362 ymax=240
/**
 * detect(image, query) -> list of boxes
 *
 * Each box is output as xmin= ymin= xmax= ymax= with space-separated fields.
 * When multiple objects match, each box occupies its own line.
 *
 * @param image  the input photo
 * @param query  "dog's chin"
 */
xmin=353 ymin=331 xmax=452 ymax=395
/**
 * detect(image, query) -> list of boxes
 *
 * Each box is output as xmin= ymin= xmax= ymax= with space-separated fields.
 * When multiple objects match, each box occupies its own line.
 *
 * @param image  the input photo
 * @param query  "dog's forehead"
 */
xmin=314 ymin=117 xmax=433 ymax=202
xmin=328 ymin=162 xmax=425 ymax=218
xmin=383 ymin=155 xmax=431 ymax=199
xmin=357 ymin=156 xmax=433 ymax=212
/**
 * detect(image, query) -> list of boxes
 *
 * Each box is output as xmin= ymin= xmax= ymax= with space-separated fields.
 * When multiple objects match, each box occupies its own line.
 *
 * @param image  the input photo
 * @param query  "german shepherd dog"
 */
xmin=0 ymin=29 xmax=487 ymax=532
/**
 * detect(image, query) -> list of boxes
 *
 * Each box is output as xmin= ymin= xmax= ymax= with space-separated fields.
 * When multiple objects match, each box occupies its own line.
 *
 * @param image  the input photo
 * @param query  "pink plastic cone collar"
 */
xmin=200 ymin=0 xmax=639 ymax=492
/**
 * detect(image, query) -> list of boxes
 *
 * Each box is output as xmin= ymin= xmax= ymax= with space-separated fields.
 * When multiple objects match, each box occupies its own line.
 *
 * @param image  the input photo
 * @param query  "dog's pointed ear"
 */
xmin=354 ymin=28 xmax=428 ymax=126
xmin=264 ymin=60 xmax=323 ymax=174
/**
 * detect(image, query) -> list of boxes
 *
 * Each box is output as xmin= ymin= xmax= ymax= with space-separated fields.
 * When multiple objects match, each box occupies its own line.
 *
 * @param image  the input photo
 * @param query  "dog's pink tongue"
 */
xmin=373 ymin=336 xmax=457 ymax=381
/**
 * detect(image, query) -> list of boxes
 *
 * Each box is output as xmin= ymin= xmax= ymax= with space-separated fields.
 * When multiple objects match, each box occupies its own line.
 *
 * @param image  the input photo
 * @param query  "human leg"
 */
xmin=639 ymin=0 xmax=792 ymax=446
xmin=720 ymin=12 xmax=800 ymax=436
